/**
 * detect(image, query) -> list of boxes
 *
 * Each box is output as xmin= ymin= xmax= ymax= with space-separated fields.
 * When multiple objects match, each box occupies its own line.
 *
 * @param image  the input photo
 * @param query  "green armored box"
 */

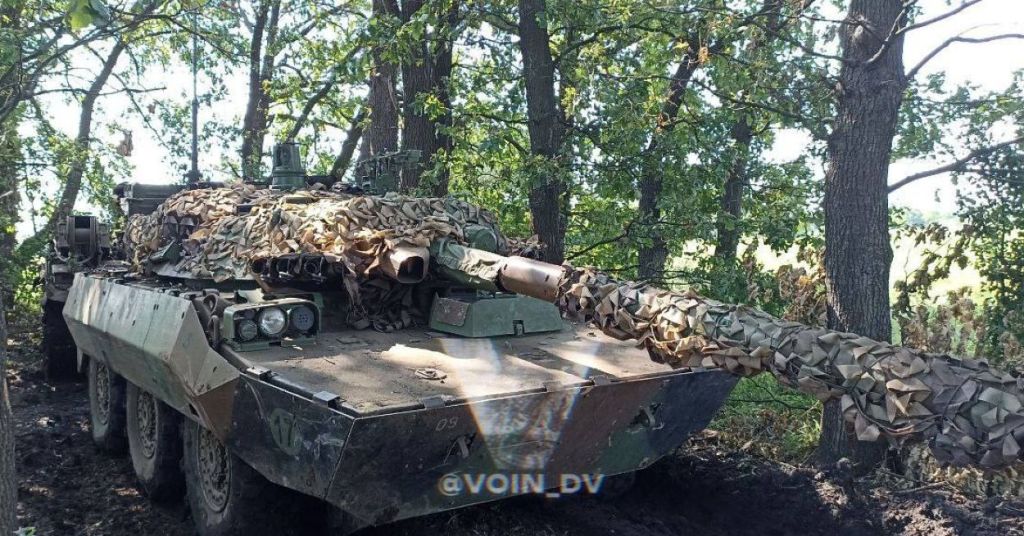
xmin=428 ymin=292 xmax=564 ymax=337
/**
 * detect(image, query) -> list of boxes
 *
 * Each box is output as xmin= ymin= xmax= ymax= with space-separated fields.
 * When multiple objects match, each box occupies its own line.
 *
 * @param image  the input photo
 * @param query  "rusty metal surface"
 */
xmin=63 ymin=275 xmax=239 ymax=437
xmin=224 ymin=324 xmax=682 ymax=415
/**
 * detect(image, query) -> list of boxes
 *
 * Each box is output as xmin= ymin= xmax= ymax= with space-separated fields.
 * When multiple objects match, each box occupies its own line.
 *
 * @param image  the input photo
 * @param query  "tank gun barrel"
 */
xmin=434 ymin=239 xmax=1024 ymax=470
xmin=428 ymin=239 xmax=561 ymax=300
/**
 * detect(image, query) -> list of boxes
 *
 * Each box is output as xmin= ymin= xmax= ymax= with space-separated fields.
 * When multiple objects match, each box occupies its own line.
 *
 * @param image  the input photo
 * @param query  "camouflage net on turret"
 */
xmin=121 ymin=185 xmax=1024 ymax=470
xmin=124 ymin=185 xmax=507 ymax=282
xmin=556 ymin=268 xmax=1024 ymax=469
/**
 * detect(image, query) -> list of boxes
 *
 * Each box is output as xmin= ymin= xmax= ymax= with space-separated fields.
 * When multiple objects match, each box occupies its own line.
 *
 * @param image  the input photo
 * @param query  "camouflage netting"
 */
xmin=122 ymin=185 xmax=1024 ymax=470
xmin=905 ymin=443 xmax=1024 ymax=497
xmin=124 ymin=185 xmax=507 ymax=283
xmin=555 ymin=268 xmax=1024 ymax=469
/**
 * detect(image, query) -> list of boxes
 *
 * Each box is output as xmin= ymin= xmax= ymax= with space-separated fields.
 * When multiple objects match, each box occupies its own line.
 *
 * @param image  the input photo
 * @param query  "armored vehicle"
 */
xmin=61 ymin=145 xmax=739 ymax=535
xmin=40 ymin=214 xmax=113 ymax=378
xmin=40 ymin=184 xmax=187 ymax=378
xmin=61 ymin=140 xmax=1024 ymax=535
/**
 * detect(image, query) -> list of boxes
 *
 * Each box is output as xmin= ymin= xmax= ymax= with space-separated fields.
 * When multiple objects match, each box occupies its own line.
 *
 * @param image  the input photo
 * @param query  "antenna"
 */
xmin=185 ymin=9 xmax=202 ymax=185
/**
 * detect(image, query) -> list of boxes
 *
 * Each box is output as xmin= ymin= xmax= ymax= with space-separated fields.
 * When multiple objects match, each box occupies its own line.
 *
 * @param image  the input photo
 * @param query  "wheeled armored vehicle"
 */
xmin=40 ymin=213 xmax=113 ymax=378
xmin=61 ymin=145 xmax=738 ymax=534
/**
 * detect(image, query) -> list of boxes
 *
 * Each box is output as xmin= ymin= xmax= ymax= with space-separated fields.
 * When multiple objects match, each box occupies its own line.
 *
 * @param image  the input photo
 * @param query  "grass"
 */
xmin=709 ymin=375 xmax=823 ymax=465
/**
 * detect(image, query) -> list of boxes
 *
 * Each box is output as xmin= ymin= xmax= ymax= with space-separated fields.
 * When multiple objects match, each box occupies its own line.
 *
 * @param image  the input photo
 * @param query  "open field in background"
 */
xmin=666 ymin=228 xmax=983 ymax=305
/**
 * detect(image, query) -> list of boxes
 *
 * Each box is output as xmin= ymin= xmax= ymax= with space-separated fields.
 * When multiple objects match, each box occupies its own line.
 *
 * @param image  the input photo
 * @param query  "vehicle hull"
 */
xmin=64 ymin=273 xmax=737 ymax=528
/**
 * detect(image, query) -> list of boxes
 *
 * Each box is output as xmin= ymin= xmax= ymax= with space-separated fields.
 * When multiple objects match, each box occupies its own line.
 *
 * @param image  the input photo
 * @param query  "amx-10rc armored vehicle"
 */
xmin=64 ymin=144 xmax=1024 ymax=535
xmin=61 ymin=145 xmax=739 ymax=534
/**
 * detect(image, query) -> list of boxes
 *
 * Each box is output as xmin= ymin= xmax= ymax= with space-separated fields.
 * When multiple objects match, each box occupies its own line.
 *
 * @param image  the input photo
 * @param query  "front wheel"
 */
xmin=182 ymin=420 xmax=318 ymax=536
xmin=87 ymin=358 xmax=127 ymax=453
xmin=127 ymin=383 xmax=184 ymax=501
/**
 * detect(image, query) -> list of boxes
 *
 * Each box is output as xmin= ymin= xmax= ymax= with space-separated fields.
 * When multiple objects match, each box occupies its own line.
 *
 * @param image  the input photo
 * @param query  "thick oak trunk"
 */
xmin=398 ymin=0 xmax=457 ymax=195
xmin=240 ymin=0 xmax=281 ymax=180
xmin=240 ymin=1 xmax=270 ymax=179
xmin=360 ymin=0 xmax=401 ymax=162
xmin=820 ymin=0 xmax=907 ymax=470
xmin=518 ymin=0 xmax=567 ymax=264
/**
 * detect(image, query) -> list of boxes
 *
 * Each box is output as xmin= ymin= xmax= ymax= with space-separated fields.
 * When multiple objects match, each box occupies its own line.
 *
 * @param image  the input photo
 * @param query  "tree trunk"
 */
xmin=636 ymin=54 xmax=699 ymax=280
xmin=241 ymin=1 xmax=270 ymax=179
xmin=399 ymin=0 xmax=432 ymax=191
xmin=0 ymin=295 xmax=15 ymax=536
xmin=330 ymin=107 xmax=366 ymax=180
xmin=53 ymin=41 xmax=126 ymax=223
xmin=399 ymin=0 xmax=457 ymax=195
xmin=430 ymin=3 xmax=457 ymax=196
xmin=359 ymin=0 xmax=401 ymax=163
xmin=819 ymin=0 xmax=907 ymax=471
xmin=240 ymin=0 xmax=281 ymax=180
xmin=712 ymin=0 xmax=793 ymax=262
xmin=714 ymin=116 xmax=753 ymax=260
xmin=286 ymin=73 xmax=336 ymax=142
xmin=518 ymin=0 xmax=567 ymax=264
xmin=17 ymin=40 xmax=126 ymax=258
xmin=0 ymin=116 xmax=19 ymax=311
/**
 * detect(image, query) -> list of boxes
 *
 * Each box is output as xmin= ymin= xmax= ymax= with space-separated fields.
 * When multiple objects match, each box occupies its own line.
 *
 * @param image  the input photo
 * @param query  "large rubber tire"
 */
xmin=127 ymin=383 xmax=185 ymax=502
xmin=41 ymin=301 xmax=79 ymax=380
xmin=182 ymin=420 xmax=318 ymax=536
xmin=88 ymin=358 xmax=127 ymax=454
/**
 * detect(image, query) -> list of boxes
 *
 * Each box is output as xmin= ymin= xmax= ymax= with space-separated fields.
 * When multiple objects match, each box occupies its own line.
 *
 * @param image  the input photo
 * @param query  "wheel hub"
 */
xmin=94 ymin=362 xmax=111 ymax=425
xmin=136 ymin=390 xmax=157 ymax=458
xmin=197 ymin=427 xmax=230 ymax=512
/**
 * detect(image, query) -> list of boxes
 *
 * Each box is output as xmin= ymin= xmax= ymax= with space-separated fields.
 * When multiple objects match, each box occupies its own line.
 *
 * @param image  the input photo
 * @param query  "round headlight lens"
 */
xmin=289 ymin=305 xmax=316 ymax=332
xmin=236 ymin=319 xmax=259 ymax=341
xmin=257 ymin=307 xmax=287 ymax=336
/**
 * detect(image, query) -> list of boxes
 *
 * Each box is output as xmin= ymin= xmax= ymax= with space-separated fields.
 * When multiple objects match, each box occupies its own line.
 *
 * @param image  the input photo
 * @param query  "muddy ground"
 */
xmin=8 ymin=329 xmax=1024 ymax=536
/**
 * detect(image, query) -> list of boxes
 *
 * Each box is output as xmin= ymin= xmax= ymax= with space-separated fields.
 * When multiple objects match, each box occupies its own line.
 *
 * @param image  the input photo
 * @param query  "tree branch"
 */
xmin=566 ymin=222 xmax=635 ymax=261
xmin=898 ymin=0 xmax=985 ymax=35
xmin=887 ymin=134 xmax=1024 ymax=193
xmin=906 ymin=33 xmax=1024 ymax=80
xmin=863 ymin=0 xmax=916 ymax=66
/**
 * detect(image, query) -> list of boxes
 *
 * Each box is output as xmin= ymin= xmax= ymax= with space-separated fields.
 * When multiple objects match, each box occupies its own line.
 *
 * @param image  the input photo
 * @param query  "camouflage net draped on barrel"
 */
xmin=554 ymin=268 xmax=1024 ymax=469
xmin=121 ymin=186 xmax=1024 ymax=469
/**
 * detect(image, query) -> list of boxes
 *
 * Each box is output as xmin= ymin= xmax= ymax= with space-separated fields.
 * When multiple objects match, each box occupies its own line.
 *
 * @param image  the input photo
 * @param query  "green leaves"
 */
xmin=67 ymin=0 xmax=110 ymax=31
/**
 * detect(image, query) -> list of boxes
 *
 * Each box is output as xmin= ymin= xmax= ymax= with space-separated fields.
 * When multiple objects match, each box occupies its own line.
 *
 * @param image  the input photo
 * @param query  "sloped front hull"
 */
xmin=227 ymin=367 xmax=737 ymax=528
xmin=63 ymin=275 xmax=239 ymax=437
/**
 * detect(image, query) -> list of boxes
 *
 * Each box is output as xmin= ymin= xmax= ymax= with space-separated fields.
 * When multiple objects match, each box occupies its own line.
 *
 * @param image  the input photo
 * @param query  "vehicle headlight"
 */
xmin=236 ymin=319 xmax=259 ymax=341
xmin=289 ymin=305 xmax=316 ymax=332
xmin=257 ymin=307 xmax=287 ymax=336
